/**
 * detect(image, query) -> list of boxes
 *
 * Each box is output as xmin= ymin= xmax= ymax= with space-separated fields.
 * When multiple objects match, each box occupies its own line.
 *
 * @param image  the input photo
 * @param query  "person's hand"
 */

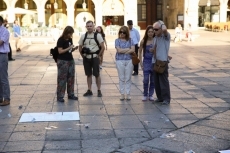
xmin=73 ymin=46 xmax=78 ymax=51
xmin=162 ymin=24 xmax=167 ymax=32
xmin=168 ymin=56 xmax=172 ymax=60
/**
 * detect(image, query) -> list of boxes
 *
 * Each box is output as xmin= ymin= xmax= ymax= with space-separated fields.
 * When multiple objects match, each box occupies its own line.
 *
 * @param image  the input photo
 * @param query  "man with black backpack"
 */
xmin=78 ymin=20 xmax=105 ymax=97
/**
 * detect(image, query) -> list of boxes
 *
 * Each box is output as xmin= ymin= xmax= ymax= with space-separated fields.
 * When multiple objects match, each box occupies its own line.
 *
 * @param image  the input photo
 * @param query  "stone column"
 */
xmin=219 ymin=0 xmax=228 ymax=22
xmin=3 ymin=0 xmax=16 ymax=25
xmin=34 ymin=0 xmax=47 ymax=26
xmin=64 ymin=0 xmax=77 ymax=27
xmin=124 ymin=0 xmax=138 ymax=26
xmin=184 ymin=0 xmax=199 ymax=30
xmin=93 ymin=0 xmax=103 ymax=26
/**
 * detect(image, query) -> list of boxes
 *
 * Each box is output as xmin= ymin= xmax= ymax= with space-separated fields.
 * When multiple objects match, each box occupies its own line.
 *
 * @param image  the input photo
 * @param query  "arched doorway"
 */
xmin=14 ymin=0 xmax=37 ymax=26
xmin=0 ymin=1 xmax=7 ymax=19
xmin=74 ymin=0 xmax=95 ymax=27
xmin=102 ymin=0 xmax=124 ymax=26
xmin=44 ymin=0 xmax=67 ymax=28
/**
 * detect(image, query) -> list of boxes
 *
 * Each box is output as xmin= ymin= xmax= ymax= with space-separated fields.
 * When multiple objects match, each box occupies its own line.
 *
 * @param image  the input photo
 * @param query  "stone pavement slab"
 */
xmin=0 ymin=30 xmax=230 ymax=152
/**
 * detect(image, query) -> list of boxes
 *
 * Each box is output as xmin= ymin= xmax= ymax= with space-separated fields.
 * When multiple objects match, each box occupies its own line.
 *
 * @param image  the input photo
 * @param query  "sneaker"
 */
xmin=57 ymin=97 xmax=65 ymax=102
xmin=0 ymin=99 xmax=10 ymax=106
xmin=120 ymin=94 xmax=125 ymax=100
xmin=83 ymin=90 xmax=93 ymax=97
xmin=68 ymin=95 xmax=78 ymax=100
xmin=97 ymin=90 xmax=102 ymax=97
xmin=154 ymin=99 xmax=163 ymax=103
xmin=161 ymin=100 xmax=170 ymax=105
xmin=99 ymin=65 xmax=103 ymax=69
xmin=142 ymin=96 xmax=147 ymax=101
xmin=126 ymin=95 xmax=131 ymax=100
xmin=149 ymin=96 xmax=154 ymax=101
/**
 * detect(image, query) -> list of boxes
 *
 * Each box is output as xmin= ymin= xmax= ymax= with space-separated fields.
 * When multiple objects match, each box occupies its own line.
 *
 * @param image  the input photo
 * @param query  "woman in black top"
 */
xmin=57 ymin=26 xmax=78 ymax=102
xmin=96 ymin=26 xmax=107 ymax=69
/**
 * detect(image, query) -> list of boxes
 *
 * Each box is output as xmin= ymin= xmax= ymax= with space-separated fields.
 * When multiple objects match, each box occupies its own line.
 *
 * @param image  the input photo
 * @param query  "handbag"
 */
xmin=131 ymin=52 xmax=140 ymax=65
xmin=154 ymin=60 xmax=167 ymax=73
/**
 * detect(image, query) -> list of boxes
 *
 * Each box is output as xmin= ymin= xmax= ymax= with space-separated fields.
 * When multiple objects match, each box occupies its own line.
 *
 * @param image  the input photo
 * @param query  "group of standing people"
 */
xmin=55 ymin=19 xmax=171 ymax=105
xmin=0 ymin=15 xmax=171 ymax=106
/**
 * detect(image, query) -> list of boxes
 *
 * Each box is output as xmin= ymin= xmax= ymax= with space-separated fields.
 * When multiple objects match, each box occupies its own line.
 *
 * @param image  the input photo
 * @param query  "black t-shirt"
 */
xmin=57 ymin=37 xmax=74 ymax=61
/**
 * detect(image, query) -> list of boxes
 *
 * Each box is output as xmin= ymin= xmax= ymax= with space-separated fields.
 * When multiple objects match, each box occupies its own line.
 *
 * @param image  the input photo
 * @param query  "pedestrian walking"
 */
xmin=13 ymin=20 xmax=22 ymax=52
xmin=127 ymin=20 xmax=140 ymax=76
xmin=96 ymin=26 xmax=107 ymax=69
xmin=115 ymin=26 xmax=135 ymax=100
xmin=138 ymin=25 xmax=155 ymax=101
xmin=56 ymin=26 xmax=78 ymax=102
xmin=0 ymin=16 xmax=11 ymax=106
xmin=79 ymin=20 xmax=105 ymax=97
xmin=152 ymin=20 xmax=171 ymax=105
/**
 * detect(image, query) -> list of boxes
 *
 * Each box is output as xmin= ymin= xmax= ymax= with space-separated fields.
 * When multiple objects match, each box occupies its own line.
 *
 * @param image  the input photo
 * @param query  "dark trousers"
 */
xmin=153 ymin=63 xmax=171 ymax=102
xmin=8 ymin=44 xmax=13 ymax=60
xmin=133 ymin=44 xmax=139 ymax=74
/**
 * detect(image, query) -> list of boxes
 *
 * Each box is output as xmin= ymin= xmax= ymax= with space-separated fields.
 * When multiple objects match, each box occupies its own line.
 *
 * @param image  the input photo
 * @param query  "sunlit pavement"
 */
xmin=0 ymin=29 xmax=230 ymax=153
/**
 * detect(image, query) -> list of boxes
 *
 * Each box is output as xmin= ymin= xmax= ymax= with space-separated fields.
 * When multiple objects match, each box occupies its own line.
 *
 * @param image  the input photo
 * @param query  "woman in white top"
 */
xmin=174 ymin=24 xmax=183 ymax=42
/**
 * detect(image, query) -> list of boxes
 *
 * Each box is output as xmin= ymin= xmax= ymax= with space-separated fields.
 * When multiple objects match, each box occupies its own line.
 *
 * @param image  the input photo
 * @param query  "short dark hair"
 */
xmin=0 ymin=16 xmax=3 ymax=23
xmin=127 ymin=20 xmax=133 ymax=25
xmin=86 ymin=20 xmax=94 ymax=25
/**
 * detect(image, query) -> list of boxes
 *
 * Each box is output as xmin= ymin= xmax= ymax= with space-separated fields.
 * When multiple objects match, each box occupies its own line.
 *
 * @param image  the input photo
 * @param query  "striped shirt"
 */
xmin=115 ymin=38 xmax=134 ymax=60
xmin=0 ymin=25 xmax=10 ymax=53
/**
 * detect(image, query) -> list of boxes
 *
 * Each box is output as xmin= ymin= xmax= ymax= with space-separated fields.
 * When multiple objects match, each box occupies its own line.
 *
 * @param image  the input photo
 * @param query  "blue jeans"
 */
xmin=143 ymin=62 xmax=154 ymax=97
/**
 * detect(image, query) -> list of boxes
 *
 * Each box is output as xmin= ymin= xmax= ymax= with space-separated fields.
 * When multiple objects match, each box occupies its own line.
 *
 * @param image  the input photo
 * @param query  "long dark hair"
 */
xmin=96 ymin=26 xmax=105 ymax=38
xmin=142 ymin=25 xmax=155 ymax=55
xmin=61 ymin=26 xmax=74 ymax=39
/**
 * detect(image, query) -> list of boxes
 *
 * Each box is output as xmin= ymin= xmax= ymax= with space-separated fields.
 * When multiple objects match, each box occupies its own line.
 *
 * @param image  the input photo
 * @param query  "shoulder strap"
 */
xmin=94 ymin=32 xmax=100 ymax=48
xmin=83 ymin=32 xmax=88 ymax=45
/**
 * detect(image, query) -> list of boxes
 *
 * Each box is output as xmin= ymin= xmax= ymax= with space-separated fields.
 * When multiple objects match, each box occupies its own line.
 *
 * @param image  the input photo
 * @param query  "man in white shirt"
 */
xmin=127 ymin=20 xmax=140 ymax=76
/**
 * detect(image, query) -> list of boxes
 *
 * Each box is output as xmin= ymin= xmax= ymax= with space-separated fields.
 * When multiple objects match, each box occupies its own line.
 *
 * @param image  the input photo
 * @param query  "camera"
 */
xmin=82 ymin=47 xmax=91 ymax=54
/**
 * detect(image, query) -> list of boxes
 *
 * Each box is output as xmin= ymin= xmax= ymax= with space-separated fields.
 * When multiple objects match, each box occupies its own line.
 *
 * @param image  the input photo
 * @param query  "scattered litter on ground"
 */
xmin=45 ymin=127 xmax=52 ymax=130
xmin=212 ymin=135 xmax=216 ymax=139
xmin=18 ymin=105 xmax=23 ymax=110
xmin=160 ymin=133 xmax=175 ymax=138
xmin=184 ymin=150 xmax=195 ymax=153
xmin=8 ymin=114 xmax=11 ymax=117
xmin=0 ymin=109 xmax=2 ymax=113
xmin=67 ymin=128 xmax=72 ymax=130
xmin=85 ymin=123 xmax=90 ymax=128
xmin=45 ymin=126 xmax=58 ymax=130
xmin=160 ymin=117 xmax=164 ymax=119
xmin=144 ymin=121 xmax=151 ymax=125
xmin=165 ymin=119 xmax=170 ymax=122
xmin=50 ymin=126 xmax=58 ymax=129
xmin=157 ymin=130 xmax=161 ymax=132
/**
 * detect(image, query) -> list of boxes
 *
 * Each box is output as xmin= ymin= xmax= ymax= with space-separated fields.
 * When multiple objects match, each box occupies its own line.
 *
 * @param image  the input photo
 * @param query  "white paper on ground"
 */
xmin=219 ymin=150 xmax=230 ymax=153
xmin=19 ymin=112 xmax=80 ymax=122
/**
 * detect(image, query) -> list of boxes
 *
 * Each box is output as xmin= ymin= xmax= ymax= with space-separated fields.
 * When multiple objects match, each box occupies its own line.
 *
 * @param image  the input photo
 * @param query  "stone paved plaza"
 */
xmin=0 ymin=30 xmax=230 ymax=153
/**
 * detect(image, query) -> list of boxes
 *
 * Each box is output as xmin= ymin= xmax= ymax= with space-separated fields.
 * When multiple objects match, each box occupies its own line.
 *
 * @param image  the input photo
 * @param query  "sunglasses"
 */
xmin=153 ymin=29 xmax=160 ymax=31
xmin=119 ymin=31 xmax=126 ymax=34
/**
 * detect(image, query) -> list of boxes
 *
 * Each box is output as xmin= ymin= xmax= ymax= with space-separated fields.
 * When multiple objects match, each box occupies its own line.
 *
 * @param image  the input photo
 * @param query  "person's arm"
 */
xmin=98 ymin=42 xmax=105 ymax=56
xmin=138 ymin=40 xmax=144 ymax=69
xmin=79 ymin=45 xmax=83 ymax=58
xmin=0 ymin=30 xmax=9 ymax=46
xmin=104 ymin=38 xmax=107 ymax=50
xmin=136 ymin=29 xmax=141 ymax=43
xmin=58 ymin=45 xmax=74 ymax=54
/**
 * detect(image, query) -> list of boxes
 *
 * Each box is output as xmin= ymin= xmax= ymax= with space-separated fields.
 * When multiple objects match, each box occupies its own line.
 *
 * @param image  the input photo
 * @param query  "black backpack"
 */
xmin=83 ymin=32 xmax=101 ymax=50
xmin=50 ymin=47 xmax=59 ymax=63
